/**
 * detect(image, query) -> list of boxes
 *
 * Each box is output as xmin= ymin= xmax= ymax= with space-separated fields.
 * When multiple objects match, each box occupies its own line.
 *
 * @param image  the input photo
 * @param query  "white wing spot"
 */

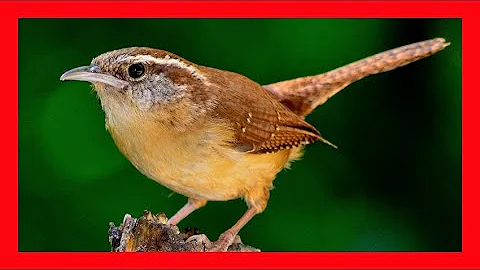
xmin=246 ymin=112 xmax=252 ymax=124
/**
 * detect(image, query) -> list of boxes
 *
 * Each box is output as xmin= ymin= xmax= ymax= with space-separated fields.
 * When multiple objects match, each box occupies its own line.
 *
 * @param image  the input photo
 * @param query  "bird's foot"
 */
xmin=187 ymin=230 xmax=241 ymax=252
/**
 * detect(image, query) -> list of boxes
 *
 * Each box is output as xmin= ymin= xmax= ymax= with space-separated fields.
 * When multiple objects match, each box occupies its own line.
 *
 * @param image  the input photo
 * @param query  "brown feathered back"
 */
xmin=203 ymin=67 xmax=334 ymax=153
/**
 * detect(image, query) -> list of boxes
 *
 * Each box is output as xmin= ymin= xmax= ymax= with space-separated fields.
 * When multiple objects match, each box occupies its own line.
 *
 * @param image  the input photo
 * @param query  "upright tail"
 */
xmin=263 ymin=38 xmax=450 ymax=117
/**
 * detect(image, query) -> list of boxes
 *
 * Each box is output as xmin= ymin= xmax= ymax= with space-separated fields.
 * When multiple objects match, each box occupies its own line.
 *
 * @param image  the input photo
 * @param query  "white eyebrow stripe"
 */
xmin=125 ymin=55 xmax=206 ymax=81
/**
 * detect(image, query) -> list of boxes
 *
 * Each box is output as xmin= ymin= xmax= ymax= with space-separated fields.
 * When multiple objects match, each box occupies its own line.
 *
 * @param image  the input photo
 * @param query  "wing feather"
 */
xmin=205 ymin=67 xmax=333 ymax=154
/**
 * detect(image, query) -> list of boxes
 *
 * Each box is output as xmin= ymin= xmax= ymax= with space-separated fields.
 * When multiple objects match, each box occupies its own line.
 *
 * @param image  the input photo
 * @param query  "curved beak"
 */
xmin=60 ymin=65 xmax=128 ymax=89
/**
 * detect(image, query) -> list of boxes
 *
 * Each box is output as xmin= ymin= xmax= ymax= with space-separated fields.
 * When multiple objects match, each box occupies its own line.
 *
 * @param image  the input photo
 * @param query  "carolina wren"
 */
xmin=60 ymin=38 xmax=448 ymax=251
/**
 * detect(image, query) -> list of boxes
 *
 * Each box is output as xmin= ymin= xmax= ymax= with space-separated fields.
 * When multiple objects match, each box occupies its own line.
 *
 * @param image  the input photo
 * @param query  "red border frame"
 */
xmin=5 ymin=1 xmax=475 ymax=269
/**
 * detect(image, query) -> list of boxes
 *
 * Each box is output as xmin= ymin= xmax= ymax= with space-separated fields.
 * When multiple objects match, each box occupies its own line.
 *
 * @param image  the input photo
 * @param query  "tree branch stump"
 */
xmin=108 ymin=210 xmax=260 ymax=252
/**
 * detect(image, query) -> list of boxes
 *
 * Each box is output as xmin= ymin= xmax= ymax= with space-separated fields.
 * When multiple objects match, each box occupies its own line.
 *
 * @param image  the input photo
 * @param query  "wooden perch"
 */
xmin=108 ymin=211 xmax=260 ymax=252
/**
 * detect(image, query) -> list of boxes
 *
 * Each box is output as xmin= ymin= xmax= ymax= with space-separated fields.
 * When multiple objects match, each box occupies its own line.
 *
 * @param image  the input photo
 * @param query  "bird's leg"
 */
xmin=167 ymin=198 xmax=207 ymax=226
xmin=188 ymin=206 xmax=258 ymax=251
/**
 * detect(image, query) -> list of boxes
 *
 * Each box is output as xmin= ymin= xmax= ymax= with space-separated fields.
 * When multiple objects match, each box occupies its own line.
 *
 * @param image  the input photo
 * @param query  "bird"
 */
xmin=60 ymin=38 xmax=449 ymax=251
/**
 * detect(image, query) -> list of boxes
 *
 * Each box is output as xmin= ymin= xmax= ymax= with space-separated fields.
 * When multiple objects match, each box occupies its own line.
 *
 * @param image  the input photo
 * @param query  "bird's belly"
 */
xmin=144 ymin=145 xmax=290 ymax=201
xmin=108 ymin=119 xmax=291 ymax=201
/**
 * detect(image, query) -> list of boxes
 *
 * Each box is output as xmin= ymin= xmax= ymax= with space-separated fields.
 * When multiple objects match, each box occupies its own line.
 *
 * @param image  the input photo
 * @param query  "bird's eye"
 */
xmin=128 ymin=63 xmax=145 ymax=79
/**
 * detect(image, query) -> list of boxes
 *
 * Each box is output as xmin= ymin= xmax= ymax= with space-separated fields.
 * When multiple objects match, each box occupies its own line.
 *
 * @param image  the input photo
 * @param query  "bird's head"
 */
xmin=60 ymin=47 xmax=213 ymax=112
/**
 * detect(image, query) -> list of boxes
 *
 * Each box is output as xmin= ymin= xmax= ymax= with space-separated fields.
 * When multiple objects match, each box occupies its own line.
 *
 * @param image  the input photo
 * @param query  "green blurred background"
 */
xmin=19 ymin=19 xmax=461 ymax=251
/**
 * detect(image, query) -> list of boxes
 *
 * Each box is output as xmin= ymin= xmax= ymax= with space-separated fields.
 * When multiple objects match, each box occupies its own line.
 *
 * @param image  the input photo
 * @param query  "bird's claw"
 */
xmin=186 ymin=230 xmax=238 ymax=252
xmin=186 ymin=234 xmax=214 ymax=250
